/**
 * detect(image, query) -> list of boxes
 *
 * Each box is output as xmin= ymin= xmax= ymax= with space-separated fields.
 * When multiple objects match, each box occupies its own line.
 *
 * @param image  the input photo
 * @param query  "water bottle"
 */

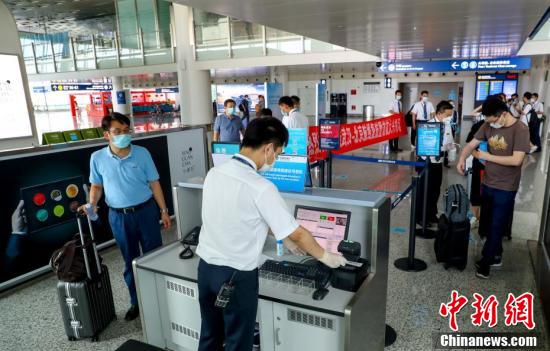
xmin=85 ymin=203 xmax=99 ymax=221
xmin=276 ymin=240 xmax=284 ymax=256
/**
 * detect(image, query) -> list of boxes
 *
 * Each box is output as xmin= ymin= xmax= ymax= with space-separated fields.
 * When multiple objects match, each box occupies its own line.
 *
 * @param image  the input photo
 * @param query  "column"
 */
xmin=270 ymin=66 xmax=289 ymax=95
xmin=172 ymin=4 xmax=213 ymax=126
xmin=111 ymin=76 xmax=131 ymax=115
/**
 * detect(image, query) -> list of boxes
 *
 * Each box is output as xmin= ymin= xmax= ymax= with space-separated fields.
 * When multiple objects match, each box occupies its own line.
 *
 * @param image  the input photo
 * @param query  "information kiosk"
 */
xmin=133 ymin=183 xmax=391 ymax=351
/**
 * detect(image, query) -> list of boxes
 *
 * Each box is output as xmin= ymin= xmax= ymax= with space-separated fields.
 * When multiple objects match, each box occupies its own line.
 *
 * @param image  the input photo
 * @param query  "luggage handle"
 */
xmin=76 ymin=213 xmax=102 ymax=279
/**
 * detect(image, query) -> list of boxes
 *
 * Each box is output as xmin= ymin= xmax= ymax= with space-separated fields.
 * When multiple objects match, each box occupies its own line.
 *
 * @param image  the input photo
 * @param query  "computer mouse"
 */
xmin=312 ymin=287 xmax=329 ymax=301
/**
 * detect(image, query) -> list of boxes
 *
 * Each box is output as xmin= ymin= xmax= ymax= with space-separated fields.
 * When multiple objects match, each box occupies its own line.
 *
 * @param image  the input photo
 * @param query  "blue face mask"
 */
xmin=226 ymin=107 xmax=236 ymax=115
xmin=112 ymin=134 xmax=132 ymax=149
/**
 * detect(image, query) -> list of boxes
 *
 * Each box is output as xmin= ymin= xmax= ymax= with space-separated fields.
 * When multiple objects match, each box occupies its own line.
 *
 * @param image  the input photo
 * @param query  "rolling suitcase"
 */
xmin=56 ymin=214 xmax=116 ymax=342
xmin=434 ymin=185 xmax=471 ymax=270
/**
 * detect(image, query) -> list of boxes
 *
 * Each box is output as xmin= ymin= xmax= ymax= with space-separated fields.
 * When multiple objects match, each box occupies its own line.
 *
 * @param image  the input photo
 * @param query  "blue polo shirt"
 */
xmin=89 ymin=145 xmax=159 ymax=208
xmin=214 ymin=113 xmax=243 ymax=142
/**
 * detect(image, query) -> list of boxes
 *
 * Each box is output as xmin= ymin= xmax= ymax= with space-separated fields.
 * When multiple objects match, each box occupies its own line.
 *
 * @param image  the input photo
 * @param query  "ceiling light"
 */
xmin=413 ymin=26 xmax=417 ymax=31
xmin=335 ymin=25 xmax=345 ymax=30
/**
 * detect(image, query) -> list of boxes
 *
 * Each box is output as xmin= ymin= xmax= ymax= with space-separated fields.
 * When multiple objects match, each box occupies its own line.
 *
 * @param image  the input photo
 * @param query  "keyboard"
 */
xmin=259 ymin=260 xmax=331 ymax=289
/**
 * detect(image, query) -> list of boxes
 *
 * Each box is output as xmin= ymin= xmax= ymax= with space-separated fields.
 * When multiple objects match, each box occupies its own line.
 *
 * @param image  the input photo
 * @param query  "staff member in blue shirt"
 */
xmin=213 ymin=99 xmax=245 ymax=142
xmin=81 ymin=113 xmax=171 ymax=321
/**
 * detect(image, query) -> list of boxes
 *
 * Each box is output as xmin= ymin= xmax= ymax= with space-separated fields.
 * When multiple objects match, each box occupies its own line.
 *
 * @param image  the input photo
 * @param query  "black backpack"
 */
xmin=404 ymin=105 xmax=415 ymax=127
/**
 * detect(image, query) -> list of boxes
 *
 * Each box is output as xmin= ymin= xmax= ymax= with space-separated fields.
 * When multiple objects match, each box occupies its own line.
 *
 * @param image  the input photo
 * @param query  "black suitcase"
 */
xmin=56 ymin=215 xmax=116 ymax=342
xmin=434 ymin=185 xmax=471 ymax=270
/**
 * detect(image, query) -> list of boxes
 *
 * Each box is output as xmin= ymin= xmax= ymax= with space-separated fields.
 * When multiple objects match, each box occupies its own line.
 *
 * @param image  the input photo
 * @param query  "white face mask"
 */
xmin=443 ymin=116 xmax=453 ymax=123
xmin=280 ymin=108 xmax=288 ymax=117
xmin=422 ymin=96 xmax=429 ymax=102
xmin=396 ymin=95 xmax=402 ymax=100
xmin=489 ymin=115 xmax=505 ymax=129
xmin=531 ymin=98 xmax=536 ymax=103
xmin=259 ymin=144 xmax=276 ymax=173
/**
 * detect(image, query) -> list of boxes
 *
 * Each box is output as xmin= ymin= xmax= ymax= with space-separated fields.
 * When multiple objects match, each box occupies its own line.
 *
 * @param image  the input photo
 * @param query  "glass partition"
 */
xmin=230 ymin=18 xmax=263 ymax=58
xmin=266 ymin=28 xmax=303 ymax=55
xmin=193 ymin=9 xmax=229 ymax=60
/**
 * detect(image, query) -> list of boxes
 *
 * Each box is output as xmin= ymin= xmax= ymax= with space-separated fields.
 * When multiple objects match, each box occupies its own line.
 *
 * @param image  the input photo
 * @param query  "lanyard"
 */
xmin=232 ymin=155 xmax=255 ymax=170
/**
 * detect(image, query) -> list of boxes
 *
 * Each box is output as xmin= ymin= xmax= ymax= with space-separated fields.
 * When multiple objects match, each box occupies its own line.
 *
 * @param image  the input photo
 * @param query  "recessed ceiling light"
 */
xmin=335 ymin=25 xmax=345 ymax=30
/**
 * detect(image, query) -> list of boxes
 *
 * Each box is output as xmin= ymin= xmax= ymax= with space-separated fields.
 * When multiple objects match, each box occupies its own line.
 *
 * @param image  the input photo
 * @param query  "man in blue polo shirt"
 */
xmin=213 ymin=99 xmax=244 ymax=142
xmin=81 ymin=112 xmax=171 ymax=321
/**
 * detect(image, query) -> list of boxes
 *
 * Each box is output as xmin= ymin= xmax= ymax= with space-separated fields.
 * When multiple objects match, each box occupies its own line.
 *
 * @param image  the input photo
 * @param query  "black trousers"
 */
xmin=411 ymin=127 xmax=416 ymax=146
xmin=198 ymin=259 xmax=259 ymax=351
xmin=415 ymin=161 xmax=443 ymax=225
xmin=389 ymin=138 xmax=399 ymax=151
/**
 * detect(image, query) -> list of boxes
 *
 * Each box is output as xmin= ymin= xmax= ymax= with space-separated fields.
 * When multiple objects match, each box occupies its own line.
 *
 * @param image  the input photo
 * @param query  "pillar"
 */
xmin=270 ymin=66 xmax=289 ymax=95
xmin=172 ymin=4 xmax=213 ymax=126
xmin=111 ymin=76 xmax=131 ymax=115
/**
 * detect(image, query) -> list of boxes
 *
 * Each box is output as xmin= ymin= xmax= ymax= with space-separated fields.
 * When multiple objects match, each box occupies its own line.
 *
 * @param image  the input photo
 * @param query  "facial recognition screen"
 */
xmin=294 ymin=205 xmax=351 ymax=254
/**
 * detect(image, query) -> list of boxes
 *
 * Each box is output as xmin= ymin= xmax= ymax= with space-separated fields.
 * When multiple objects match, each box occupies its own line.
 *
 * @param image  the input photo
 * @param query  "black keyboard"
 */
xmin=259 ymin=260 xmax=331 ymax=288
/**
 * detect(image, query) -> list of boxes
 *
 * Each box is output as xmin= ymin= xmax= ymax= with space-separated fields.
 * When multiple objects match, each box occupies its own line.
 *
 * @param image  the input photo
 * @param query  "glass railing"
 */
xmin=192 ymin=9 xmax=351 ymax=61
xmin=21 ymin=29 xmax=174 ymax=74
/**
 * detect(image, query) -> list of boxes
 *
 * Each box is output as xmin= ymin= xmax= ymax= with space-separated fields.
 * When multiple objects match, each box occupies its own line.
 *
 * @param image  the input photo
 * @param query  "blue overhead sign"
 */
xmin=51 ymin=83 xmax=113 ymax=91
xmin=379 ymin=57 xmax=531 ymax=73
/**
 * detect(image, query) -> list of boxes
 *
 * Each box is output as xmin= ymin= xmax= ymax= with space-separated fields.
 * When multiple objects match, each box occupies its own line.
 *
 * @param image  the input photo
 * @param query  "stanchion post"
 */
xmin=327 ymin=151 xmax=333 ymax=188
xmin=416 ymin=158 xmax=437 ymax=239
xmin=394 ymin=173 xmax=427 ymax=272
xmin=319 ymin=159 xmax=325 ymax=188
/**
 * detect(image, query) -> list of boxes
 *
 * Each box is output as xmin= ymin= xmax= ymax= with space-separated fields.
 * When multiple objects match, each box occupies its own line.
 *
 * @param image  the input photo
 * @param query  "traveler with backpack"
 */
xmin=457 ymin=96 xmax=530 ymax=279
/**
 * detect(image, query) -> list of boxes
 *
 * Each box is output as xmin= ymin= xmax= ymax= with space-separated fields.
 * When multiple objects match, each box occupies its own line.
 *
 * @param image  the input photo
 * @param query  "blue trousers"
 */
xmin=480 ymin=184 xmax=517 ymax=266
xmin=197 ymin=259 xmax=258 ymax=351
xmin=108 ymin=199 xmax=162 ymax=306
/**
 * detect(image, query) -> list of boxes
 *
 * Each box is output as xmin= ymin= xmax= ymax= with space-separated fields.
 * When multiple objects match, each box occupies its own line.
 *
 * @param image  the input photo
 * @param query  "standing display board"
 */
xmin=319 ymin=119 xmax=341 ymax=150
xmin=416 ymin=122 xmax=443 ymax=157
xmin=0 ymin=54 xmax=33 ymax=140
xmin=263 ymin=155 xmax=308 ymax=193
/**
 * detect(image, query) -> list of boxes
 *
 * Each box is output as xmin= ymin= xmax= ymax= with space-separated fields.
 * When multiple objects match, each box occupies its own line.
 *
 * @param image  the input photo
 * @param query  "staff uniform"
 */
xmin=196 ymin=154 xmax=299 ymax=351
xmin=388 ymin=99 xmax=403 ymax=151
xmin=411 ymin=100 xmax=435 ymax=146
xmin=89 ymin=145 xmax=162 ymax=307
xmin=508 ymin=101 xmax=520 ymax=118
xmin=520 ymin=103 xmax=532 ymax=126
xmin=415 ymin=118 xmax=453 ymax=225
xmin=282 ymin=108 xmax=309 ymax=129
xmin=214 ymin=113 xmax=244 ymax=142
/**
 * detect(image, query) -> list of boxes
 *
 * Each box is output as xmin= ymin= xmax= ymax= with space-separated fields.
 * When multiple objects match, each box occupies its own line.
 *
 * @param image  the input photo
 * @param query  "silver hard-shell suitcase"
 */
xmin=56 ymin=214 xmax=116 ymax=342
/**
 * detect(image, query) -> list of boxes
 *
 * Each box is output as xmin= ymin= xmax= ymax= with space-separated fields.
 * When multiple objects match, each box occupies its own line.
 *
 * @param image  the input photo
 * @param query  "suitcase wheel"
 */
xmin=91 ymin=335 xmax=99 ymax=342
xmin=68 ymin=336 xmax=76 ymax=342
xmin=443 ymin=263 xmax=450 ymax=270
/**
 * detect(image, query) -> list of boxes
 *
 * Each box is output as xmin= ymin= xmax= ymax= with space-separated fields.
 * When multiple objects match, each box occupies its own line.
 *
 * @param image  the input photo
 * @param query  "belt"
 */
xmin=111 ymin=198 xmax=153 ymax=214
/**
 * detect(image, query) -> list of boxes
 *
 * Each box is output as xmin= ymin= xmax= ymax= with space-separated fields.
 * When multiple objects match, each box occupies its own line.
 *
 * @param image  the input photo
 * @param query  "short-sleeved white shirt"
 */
xmin=521 ymin=103 xmax=532 ymax=126
xmin=388 ymin=100 xmax=402 ymax=114
xmin=411 ymin=101 xmax=435 ymax=120
xmin=533 ymin=101 xmax=544 ymax=115
xmin=283 ymin=109 xmax=309 ymax=129
xmin=196 ymin=154 xmax=299 ymax=271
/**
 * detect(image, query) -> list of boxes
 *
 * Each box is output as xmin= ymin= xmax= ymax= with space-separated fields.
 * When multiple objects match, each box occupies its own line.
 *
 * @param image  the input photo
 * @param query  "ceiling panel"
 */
xmin=4 ymin=0 xmax=116 ymax=35
xmin=172 ymin=0 xmax=549 ymax=60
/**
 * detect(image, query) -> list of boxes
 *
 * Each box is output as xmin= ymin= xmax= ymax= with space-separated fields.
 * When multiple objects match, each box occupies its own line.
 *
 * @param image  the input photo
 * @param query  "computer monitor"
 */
xmin=294 ymin=205 xmax=351 ymax=254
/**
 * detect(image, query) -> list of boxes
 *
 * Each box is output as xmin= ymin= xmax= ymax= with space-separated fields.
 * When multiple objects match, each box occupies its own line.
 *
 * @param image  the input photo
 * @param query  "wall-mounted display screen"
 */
xmin=0 ymin=54 xmax=33 ymax=139
xmin=475 ymin=73 xmax=518 ymax=107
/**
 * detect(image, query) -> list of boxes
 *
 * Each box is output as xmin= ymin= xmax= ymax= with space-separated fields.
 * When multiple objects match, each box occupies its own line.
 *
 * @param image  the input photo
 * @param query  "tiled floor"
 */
xmin=1 ymin=136 xmax=548 ymax=350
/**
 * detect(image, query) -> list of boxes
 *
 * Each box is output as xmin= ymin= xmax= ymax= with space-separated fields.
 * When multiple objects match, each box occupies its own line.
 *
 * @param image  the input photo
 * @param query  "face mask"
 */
xmin=280 ymin=109 xmax=288 ymax=116
xmin=443 ymin=116 xmax=453 ymax=122
xmin=489 ymin=115 xmax=504 ymax=129
xmin=259 ymin=144 xmax=276 ymax=173
xmin=226 ymin=107 xmax=236 ymax=115
xmin=422 ymin=96 xmax=429 ymax=102
xmin=396 ymin=95 xmax=402 ymax=100
xmin=531 ymin=98 xmax=535 ymax=103
xmin=112 ymin=134 xmax=132 ymax=148
xmin=450 ymin=102 xmax=455 ymax=108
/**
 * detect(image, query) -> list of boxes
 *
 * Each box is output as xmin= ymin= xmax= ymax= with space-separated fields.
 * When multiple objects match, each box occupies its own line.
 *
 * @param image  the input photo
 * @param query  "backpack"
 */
xmin=50 ymin=235 xmax=91 ymax=282
xmin=404 ymin=105 xmax=414 ymax=127
xmin=528 ymin=108 xmax=540 ymax=128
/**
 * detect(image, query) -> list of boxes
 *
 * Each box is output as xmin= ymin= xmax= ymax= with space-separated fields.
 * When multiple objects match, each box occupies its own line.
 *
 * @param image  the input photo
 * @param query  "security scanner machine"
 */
xmin=133 ymin=183 xmax=391 ymax=351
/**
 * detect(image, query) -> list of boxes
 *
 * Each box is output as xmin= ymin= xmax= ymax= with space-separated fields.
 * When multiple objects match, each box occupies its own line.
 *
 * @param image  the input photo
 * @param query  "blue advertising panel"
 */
xmin=265 ymin=82 xmax=284 ymax=119
xmin=285 ymin=129 xmax=308 ymax=156
xmin=319 ymin=119 xmax=341 ymax=150
xmin=116 ymin=91 xmax=126 ymax=105
xmin=378 ymin=57 xmax=531 ymax=73
xmin=263 ymin=155 xmax=308 ymax=193
xmin=416 ymin=122 xmax=443 ymax=157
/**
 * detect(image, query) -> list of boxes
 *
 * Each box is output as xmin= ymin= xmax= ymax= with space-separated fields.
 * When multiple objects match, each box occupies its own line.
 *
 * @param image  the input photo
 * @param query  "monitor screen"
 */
xmin=294 ymin=205 xmax=351 ymax=254
xmin=416 ymin=122 xmax=443 ymax=157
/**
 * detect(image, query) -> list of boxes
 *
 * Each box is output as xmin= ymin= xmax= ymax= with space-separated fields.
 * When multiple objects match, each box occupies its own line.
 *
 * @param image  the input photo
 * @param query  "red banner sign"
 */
xmin=333 ymin=113 xmax=406 ymax=154
xmin=307 ymin=113 xmax=406 ymax=160
xmin=307 ymin=126 xmax=328 ymax=162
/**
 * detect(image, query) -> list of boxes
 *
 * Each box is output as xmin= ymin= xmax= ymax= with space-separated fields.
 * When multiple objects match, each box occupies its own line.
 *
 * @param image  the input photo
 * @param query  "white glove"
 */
xmin=319 ymin=251 xmax=347 ymax=268
xmin=283 ymin=238 xmax=306 ymax=256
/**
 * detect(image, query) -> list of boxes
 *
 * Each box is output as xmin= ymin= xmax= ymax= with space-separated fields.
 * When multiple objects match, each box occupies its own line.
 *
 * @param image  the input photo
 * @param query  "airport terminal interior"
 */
xmin=1 ymin=1 xmax=550 ymax=350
